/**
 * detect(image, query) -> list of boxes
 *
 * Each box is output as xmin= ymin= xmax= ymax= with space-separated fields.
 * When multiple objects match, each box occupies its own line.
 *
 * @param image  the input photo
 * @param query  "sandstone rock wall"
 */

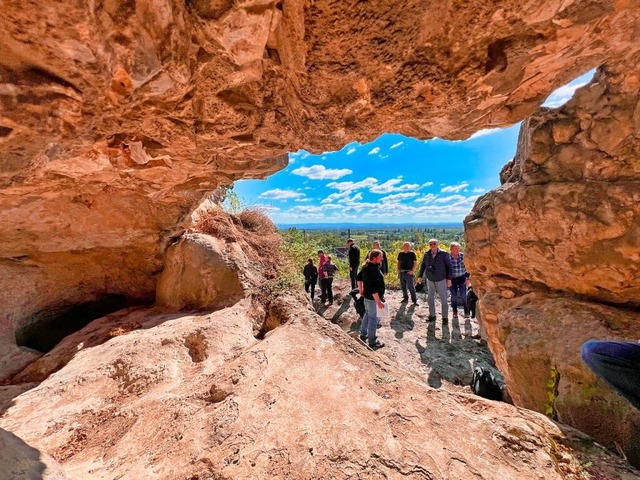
xmin=465 ymin=61 xmax=640 ymax=464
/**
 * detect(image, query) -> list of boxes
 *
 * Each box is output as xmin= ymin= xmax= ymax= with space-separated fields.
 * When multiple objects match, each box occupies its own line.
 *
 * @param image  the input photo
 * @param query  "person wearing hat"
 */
xmin=417 ymin=239 xmax=452 ymax=322
xmin=347 ymin=238 xmax=361 ymax=290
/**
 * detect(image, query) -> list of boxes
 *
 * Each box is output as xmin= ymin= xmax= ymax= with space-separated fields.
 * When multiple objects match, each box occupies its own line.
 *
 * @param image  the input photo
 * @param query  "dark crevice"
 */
xmin=15 ymin=294 xmax=130 ymax=353
xmin=0 ymin=126 xmax=13 ymax=137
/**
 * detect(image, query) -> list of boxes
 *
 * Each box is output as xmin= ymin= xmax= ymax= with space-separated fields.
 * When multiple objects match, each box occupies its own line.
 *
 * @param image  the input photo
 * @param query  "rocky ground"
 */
xmin=1 ymin=278 xmax=639 ymax=479
xmin=314 ymin=279 xmax=501 ymax=395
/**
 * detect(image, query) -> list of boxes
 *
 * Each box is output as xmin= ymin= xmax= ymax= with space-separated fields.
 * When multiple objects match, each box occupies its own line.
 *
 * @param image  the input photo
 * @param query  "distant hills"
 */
xmin=277 ymin=222 xmax=464 ymax=230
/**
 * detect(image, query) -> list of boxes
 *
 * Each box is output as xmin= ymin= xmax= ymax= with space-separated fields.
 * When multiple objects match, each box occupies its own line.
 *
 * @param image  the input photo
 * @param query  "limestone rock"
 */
xmin=1 ymin=299 xmax=637 ymax=480
xmin=156 ymin=233 xmax=247 ymax=311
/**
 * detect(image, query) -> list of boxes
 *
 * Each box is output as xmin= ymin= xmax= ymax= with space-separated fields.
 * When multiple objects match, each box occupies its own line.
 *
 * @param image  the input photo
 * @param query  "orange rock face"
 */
xmin=465 ymin=61 xmax=640 ymax=464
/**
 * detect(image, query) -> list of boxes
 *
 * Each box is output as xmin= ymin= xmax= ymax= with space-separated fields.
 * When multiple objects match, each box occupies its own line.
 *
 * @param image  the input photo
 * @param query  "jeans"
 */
xmin=450 ymin=275 xmax=468 ymax=315
xmin=304 ymin=279 xmax=317 ymax=300
xmin=582 ymin=340 xmax=640 ymax=411
xmin=349 ymin=265 xmax=358 ymax=290
xmin=400 ymin=271 xmax=417 ymax=302
xmin=361 ymin=298 xmax=380 ymax=345
xmin=427 ymin=278 xmax=448 ymax=319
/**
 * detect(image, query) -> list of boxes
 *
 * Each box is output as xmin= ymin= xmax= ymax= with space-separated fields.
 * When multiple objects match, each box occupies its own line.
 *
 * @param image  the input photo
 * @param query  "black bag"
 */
xmin=415 ymin=282 xmax=424 ymax=293
xmin=354 ymin=296 xmax=366 ymax=317
xmin=471 ymin=367 xmax=502 ymax=401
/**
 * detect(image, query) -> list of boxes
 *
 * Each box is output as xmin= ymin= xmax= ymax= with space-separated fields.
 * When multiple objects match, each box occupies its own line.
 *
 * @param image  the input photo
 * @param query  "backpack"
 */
xmin=470 ymin=367 xmax=502 ymax=401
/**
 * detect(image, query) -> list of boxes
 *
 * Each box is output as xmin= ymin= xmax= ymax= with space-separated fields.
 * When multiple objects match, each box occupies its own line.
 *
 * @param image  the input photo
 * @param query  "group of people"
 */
xmin=302 ymin=238 xmax=640 ymax=415
xmin=303 ymin=237 xmax=473 ymax=349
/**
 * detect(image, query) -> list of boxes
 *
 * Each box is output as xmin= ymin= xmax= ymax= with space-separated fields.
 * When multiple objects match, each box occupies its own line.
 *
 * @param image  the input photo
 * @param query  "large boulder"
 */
xmin=156 ymin=233 xmax=248 ymax=311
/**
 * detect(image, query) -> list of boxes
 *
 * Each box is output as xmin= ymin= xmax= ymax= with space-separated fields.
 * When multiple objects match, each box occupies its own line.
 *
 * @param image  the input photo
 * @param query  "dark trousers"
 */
xmin=324 ymin=277 xmax=335 ymax=303
xmin=304 ymin=279 xmax=317 ymax=300
xmin=582 ymin=340 xmax=640 ymax=411
xmin=349 ymin=265 xmax=358 ymax=290
xmin=399 ymin=271 xmax=417 ymax=302
xmin=450 ymin=276 xmax=468 ymax=315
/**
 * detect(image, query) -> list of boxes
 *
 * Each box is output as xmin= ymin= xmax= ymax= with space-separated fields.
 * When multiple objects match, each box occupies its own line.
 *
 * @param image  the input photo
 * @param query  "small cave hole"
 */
xmin=15 ymin=294 xmax=129 ymax=353
xmin=0 ymin=126 xmax=14 ymax=137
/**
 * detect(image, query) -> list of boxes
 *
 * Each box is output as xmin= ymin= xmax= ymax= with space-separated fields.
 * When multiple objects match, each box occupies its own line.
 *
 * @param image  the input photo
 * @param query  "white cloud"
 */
xmin=542 ymin=82 xmax=588 ymax=108
xmin=415 ymin=194 xmax=438 ymax=204
xmin=441 ymin=182 xmax=469 ymax=193
xmin=472 ymin=187 xmax=486 ymax=193
xmin=370 ymin=177 xmax=421 ymax=194
xmin=253 ymin=204 xmax=281 ymax=212
xmin=368 ymin=147 xmax=380 ymax=155
xmin=346 ymin=147 xmax=357 ymax=155
xmin=390 ymin=141 xmax=404 ymax=149
xmin=435 ymin=195 xmax=467 ymax=203
xmin=421 ymin=181 xmax=434 ymax=188
xmin=326 ymin=177 xmax=379 ymax=192
xmin=469 ymin=128 xmax=502 ymax=139
xmin=291 ymin=165 xmax=352 ymax=180
xmin=294 ymin=197 xmax=313 ymax=202
xmin=380 ymin=192 xmax=419 ymax=202
xmin=259 ymin=189 xmax=305 ymax=200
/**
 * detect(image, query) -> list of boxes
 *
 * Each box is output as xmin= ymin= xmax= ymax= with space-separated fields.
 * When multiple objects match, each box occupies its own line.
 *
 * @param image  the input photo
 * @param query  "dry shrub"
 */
xmin=190 ymin=206 xmax=281 ymax=270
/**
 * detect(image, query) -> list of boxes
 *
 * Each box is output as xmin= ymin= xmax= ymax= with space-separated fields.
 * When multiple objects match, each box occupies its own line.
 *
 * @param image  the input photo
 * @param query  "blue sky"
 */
xmin=233 ymin=70 xmax=595 ymax=225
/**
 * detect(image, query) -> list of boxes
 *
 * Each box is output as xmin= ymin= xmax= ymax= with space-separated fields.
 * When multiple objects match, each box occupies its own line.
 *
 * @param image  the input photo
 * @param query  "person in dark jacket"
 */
xmin=417 ymin=239 xmax=452 ymax=322
xmin=347 ymin=238 xmax=361 ymax=289
xmin=372 ymin=240 xmax=388 ymax=275
xmin=322 ymin=255 xmax=339 ymax=305
xmin=359 ymin=249 xmax=386 ymax=350
xmin=303 ymin=258 xmax=318 ymax=302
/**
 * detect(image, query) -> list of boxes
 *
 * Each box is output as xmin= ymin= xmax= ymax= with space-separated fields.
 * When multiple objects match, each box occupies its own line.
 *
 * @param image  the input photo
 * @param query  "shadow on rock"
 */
xmin=391 ymin=303 xmax=414 ymax=339
xmin=0 ymin=428 xmax=47 ymax=479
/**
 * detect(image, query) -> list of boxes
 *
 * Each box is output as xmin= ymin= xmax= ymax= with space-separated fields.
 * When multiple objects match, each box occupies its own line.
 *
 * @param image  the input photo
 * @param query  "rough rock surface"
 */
xmin=2 ymin=0 xmax=640 ymax=371
xmin=156 ymin=233 xmax=250 ymax=311
xmin=465 ymin=61 xmax=640 ymax=464
xmin=2 ymin=295 xmax=638 ymax=480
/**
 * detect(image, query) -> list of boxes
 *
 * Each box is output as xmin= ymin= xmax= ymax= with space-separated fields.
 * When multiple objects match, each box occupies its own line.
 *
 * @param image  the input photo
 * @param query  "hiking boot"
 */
xmin=359 ymin=334 xmax=367 ymax=342
xmin=442 ymin=317 xmax=449 ymax=323
xmin=400 ymin=298 xmax=409 ymax=303
xmin=428 ymin=316 xmax=436 ymax=322
xmin=369 ymin=340 xmax=385 ymax=350
xmin=412 ymin=301 xmax=419 ymax=306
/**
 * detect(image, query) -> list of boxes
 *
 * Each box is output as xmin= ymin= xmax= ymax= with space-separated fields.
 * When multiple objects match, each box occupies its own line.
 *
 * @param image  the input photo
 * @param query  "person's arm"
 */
xmin=372 ymin=292 xmax=384 ymax=309
xmin=445 ymin=253 xmax=452 ymax=288
xmin=396 ymin=253 xmax=402 ymax=274
xmin=357 ymin=280 xmax=364 ymax=296
xmin=417 ymin=255 xmax=426 ymax=282
xmin=410 ymin=254 xmax=417 ymax=275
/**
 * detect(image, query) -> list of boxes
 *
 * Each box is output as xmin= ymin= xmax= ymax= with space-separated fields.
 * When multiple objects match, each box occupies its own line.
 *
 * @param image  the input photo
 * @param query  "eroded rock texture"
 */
xmin=465 ymin=61 xmax=640 ymax=464
xmin=2 ymin=297 xmax=638 ymax=480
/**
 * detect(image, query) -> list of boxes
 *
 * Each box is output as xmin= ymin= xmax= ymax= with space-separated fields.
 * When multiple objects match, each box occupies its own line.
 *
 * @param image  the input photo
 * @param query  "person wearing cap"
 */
xmin=417 ymin=239 xmax=452 ymax=322
xmin=347 ymin=238 xmax=361 ymax=290
xmin=449 ymin=242 xmax=470 ymax=319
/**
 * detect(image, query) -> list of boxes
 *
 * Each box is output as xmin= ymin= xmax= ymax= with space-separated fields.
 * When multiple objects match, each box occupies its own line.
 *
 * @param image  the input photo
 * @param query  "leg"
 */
xmin=350 ymin=266 xmax=358 ymax=290
xmin=407 ymin=274 xmax=417 ymax=303
xmin=427 ymin=280 xmax=436 ymax=318
xmin=582 ymin=341 xmax=640 ymax=411
xmin=459 ymin=282 xmax=468 ymax=317
xmin=310 ymin=281 xmax=316 ymax=301
xmin=437 ymin=279 xmax=448 ymax=319
xmin=327 ymin=278 xmax=334 ymax=303
xmin=364 ymin=298 xmax=381 ymax=347
xmin=449 ymin=281 xmax=458 ymax=317
xmin=400 ymin=272 xmax=408 ymax=300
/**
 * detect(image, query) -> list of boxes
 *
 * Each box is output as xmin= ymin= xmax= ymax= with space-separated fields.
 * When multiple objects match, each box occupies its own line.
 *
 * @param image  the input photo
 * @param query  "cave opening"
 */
xmin=232 ymin=69 xmax=596 ymax=228
xmin=15 ymin=294 xmax=130 ymax=353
